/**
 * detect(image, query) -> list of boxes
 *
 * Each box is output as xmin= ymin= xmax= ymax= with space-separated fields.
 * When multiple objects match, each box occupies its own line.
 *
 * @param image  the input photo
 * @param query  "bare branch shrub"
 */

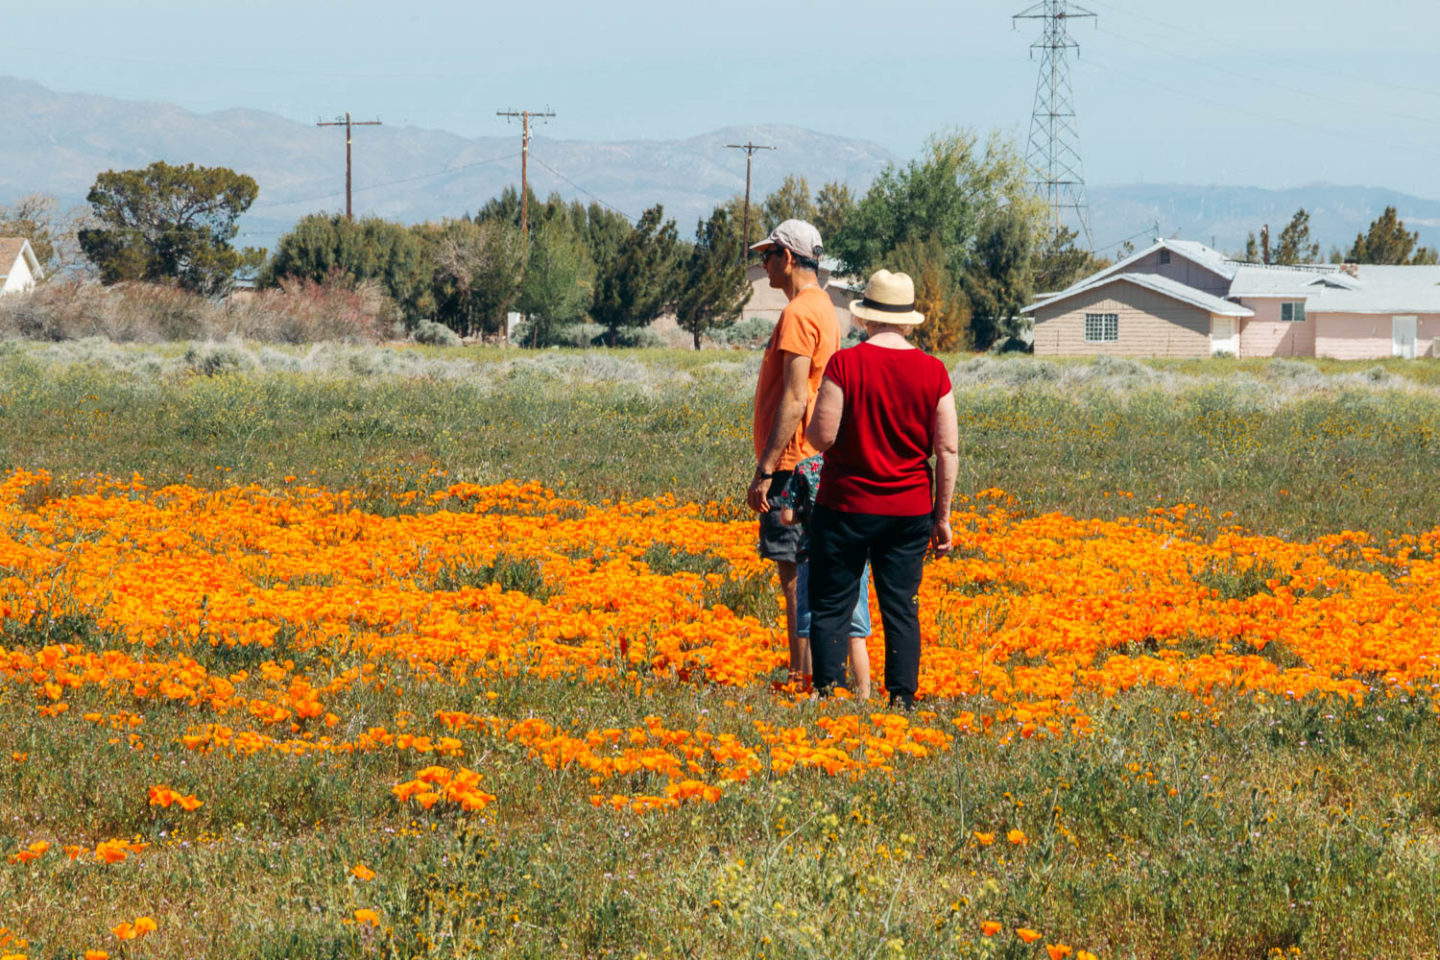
xmin=0 ymin=274 xmax=395 ymax=344
xmin=229 ymin=276 xmax=395 ymax=343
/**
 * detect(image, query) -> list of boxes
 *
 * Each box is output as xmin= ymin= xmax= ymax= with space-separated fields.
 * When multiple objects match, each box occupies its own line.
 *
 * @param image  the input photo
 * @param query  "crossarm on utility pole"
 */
xmin=317 ymin=112 xmax=383 ymax=220
xmin=724 ymin=141 xmax=775 ymax=264
xmin=497 ymin=108 xmax=556 ymax=242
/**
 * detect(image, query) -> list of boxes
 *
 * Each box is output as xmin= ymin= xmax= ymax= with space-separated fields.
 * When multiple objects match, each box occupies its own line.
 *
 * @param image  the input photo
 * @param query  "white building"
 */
xmin=0 ymin=238 xmax=43 ymax=296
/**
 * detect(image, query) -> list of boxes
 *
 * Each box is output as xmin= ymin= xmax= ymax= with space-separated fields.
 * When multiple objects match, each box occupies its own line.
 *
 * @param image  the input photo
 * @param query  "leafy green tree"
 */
xmin=413 ymin=218 xmax=524 ymax=337
xmin=676 ymin=204 xmax=750 ymax=349
xmin=1032 ymin=225 xmax=1106 ymax=294
xmin=78 ymin=161 xmax=262 ymax=295
xmin=263 ymin=214 xmax=432 ymax=323
xmin=761 ymin=174 xmax=818 ymax=232
xmin=1274 ymin=208 xmax=1321 ymax=265
xmin=889 ymin=235 xmax=970 ymax=353
xmin=829 ymin=130 xmax=1043 ymax=351
xmin=813 ymin=181 xmax=855 ymax=249
xmin=719 ymin=195 xmax=772 ymax=264
xmin=962 ymin=208 xmax=1033 ymax=349
xmin=1347 ymin=206 xmax=1439 ymax=264
xmin=829 ymin=131 xmax=1041 ymax=283
xmin=475 ymin=185 xmax=533 ymax=228
xmin=589 ymin=205 xmax=681 ymax=346
xmin=517 ymin=215 xmax=595 ymax=346
xmin=583 ymin=203 xmax=634 ymax=280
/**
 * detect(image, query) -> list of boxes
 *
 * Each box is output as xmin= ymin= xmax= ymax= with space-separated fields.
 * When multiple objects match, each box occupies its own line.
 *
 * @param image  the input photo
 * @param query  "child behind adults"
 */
xmin=774 ymin=454 xmax=873 ymax=698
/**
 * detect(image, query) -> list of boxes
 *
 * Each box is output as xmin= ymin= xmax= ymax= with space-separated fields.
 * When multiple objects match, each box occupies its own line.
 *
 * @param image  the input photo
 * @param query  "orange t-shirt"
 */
xmin=752 ymin=286 xmax=840 ymax=470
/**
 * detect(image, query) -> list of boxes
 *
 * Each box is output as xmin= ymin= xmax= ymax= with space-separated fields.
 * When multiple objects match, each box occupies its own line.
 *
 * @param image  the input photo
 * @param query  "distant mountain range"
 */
xmin=2 ymin=76 xmax=1437 ymax=257
xmin=1086 ymin=183 xmax=1440 ymax=259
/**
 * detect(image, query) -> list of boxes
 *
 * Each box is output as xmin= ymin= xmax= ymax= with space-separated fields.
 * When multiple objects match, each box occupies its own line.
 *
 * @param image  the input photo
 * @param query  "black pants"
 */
xmin=808 ymin=505 xmax=931 ymax=705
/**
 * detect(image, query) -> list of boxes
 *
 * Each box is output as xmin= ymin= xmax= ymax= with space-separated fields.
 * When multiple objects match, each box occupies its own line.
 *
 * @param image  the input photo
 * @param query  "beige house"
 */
xmin=0 ymin=238 xmax=42 ymax=296
xmin=1025 ymin=239 xmax=1440 ymax=359
xmin=742 ymin=259 xmax=861 ymax=339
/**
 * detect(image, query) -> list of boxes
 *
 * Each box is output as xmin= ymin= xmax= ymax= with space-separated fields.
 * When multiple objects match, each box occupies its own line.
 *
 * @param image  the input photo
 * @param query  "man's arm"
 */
xmin=746 ymin=351 xmax=811 ymax=512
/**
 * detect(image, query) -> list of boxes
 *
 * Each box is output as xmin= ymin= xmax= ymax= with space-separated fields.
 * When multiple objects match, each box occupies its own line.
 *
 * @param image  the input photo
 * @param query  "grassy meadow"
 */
xmin=1 ymin=343 xmax=1440 ymax=959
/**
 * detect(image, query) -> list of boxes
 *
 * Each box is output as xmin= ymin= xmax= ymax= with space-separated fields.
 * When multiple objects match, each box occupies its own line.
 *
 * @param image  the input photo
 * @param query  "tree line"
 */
xmin=1242 ymin=206 xmax=1437 ymax=266
xmin=13 ymin=138 xmax=1439 ymax=350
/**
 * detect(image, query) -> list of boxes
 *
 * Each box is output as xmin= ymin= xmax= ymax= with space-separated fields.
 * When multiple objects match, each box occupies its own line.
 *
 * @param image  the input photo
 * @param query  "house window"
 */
xmin=1085 ymin=313 xmax=1119 ymax=342
xmin=1159 ymin=249 xmax=1171 ymax=265
xmin=1281 ymin=301 xmax=1307 ymax=323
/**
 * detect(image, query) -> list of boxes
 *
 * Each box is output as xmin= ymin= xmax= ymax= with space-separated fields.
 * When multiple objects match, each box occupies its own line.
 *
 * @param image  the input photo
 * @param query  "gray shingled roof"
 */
xmin=1050 ymin=238 xmax=1239 ymax=299
xmin=1301 ymin=264 xmax=1440 ymax=314
xmin=1024 ymin=271 xmax=1254 ymax=318
xmin=1228 ymin=265 xmax=1346 ymax=297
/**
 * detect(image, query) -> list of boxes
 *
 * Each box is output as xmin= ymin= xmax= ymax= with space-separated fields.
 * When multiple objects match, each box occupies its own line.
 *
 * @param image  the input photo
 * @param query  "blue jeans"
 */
xmin=795 ymin=560 xmax=871 ymax=638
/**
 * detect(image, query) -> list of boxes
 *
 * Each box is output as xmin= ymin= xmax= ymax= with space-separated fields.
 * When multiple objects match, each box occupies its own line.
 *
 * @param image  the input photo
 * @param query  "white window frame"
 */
xmin=1084 ymin=312 xmax=1119 ymax=343
xmin=1280 ymin=301 xmax=1307 ymax=323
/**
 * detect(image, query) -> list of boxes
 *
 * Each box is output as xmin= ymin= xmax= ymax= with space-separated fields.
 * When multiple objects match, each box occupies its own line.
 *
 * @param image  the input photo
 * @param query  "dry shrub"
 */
xmin=0 ymin=280 xmax=218 ymax=341
xmin=0 ymin=275 xmax=395 ymax=344
xmin=230 ymin=276 xmax=395 ymax=344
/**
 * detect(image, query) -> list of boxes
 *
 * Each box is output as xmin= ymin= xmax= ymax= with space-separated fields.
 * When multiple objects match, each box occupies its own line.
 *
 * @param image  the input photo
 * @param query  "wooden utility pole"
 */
xmin=316 ymin=112 xmax=382 ymax=220
xmin=496 ymin=108 xmax=556 ymax=241
xmin=725 ymin=141 xmax=775 ymax=264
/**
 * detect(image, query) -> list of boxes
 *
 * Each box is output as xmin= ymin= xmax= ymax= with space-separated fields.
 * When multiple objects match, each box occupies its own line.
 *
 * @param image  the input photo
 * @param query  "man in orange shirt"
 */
xmin=746 ymin=219 xmax=840 ymax=685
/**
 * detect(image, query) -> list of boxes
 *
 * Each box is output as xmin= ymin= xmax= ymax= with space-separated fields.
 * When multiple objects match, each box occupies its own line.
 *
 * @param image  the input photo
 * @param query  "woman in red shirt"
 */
xmin=804 ymin=269 xmax=959 ymax=708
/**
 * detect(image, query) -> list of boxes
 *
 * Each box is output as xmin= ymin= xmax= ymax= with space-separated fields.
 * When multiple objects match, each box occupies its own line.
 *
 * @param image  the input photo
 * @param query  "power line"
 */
xmin=1094 ymin=23 xmax=1440 ymax=130
xmin=1080 ymin=0 xmax=1440 ymax=103
xmin=527 ymin=155 xmax=635 ymax=222
xmin=248 ymin=149 xmax=519 ymax=213
xmin=316 ymin=112 xmax=382 ymax=220
xmin=1077 ymin=56 xmax=1440 ymax=164
xmin=496 ymin=108 xmax=555 ymax=241
xmin=724 ymin=141 xmax=774 ymax=264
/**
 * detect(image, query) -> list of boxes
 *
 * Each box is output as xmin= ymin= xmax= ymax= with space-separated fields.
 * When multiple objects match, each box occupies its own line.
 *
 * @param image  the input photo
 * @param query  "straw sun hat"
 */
xmin=849 ymin=270 xmax=926 ymax=326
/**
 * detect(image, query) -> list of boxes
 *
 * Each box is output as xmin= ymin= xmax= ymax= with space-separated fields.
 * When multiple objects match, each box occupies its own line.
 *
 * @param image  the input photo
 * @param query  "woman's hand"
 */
xmin=780 ymin=507 xmax=797 ymax=526
xmin=930 ymin=516 xmax=953 ymax=555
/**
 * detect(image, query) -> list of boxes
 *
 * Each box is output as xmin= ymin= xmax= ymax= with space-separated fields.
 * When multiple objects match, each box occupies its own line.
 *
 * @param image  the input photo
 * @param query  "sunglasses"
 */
xmin=761 ymin=247 xmax=788 ymax=264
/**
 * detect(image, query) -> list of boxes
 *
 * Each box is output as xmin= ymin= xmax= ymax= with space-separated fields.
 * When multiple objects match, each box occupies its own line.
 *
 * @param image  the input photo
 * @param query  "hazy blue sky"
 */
xmin=8 ymin=0 xmax=1440 ymax=197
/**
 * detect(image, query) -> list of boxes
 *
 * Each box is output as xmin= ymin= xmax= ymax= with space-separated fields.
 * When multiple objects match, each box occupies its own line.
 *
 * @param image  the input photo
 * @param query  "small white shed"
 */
xmin=0 ymin=238 xmax=43 ymax=296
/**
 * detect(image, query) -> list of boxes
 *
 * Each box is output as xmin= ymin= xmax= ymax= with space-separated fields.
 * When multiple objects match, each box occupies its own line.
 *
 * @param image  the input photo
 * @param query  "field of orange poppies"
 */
xmin=1 ymin=349 xmax=1440 ymax=957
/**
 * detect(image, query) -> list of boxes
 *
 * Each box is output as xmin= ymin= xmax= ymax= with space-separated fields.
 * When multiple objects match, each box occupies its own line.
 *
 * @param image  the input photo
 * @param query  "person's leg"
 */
xmin=808 ymin=506 xmax=872 ymax=694
xmin=777 ymin=559 xmax=803 ymax=681
xmin=792 ymin=560 xmax=813 ymax=686
xmin=868 ymin=515 xmax=932 ymax=708
xmin=756 ymin=473 xmax=805 ymax=680
xmin=847 ymin=563 xmax=872 ymax=700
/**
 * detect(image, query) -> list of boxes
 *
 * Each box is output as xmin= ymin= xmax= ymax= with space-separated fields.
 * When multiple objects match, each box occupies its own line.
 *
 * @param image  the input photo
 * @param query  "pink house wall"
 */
xmin=1124 ymin=250 xmax=1232 ymax=298
xmin=1314 ymin=313 xmax=1439 ymax=360
xmin=1237 ymin=298 xmax=1316 ymax=358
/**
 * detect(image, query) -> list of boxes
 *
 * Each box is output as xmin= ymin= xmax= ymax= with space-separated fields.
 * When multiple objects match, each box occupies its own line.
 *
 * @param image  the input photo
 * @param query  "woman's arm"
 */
xmin=805 ymin=376 xmax=844 ymax=452
xmin=930 ymin=389 xmax=959 ymax=554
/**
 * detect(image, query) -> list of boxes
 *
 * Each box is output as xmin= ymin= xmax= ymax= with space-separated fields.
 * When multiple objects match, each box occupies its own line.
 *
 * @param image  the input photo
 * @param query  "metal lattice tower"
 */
xmin=1014 ymin=1 xmax=1096 ymax=249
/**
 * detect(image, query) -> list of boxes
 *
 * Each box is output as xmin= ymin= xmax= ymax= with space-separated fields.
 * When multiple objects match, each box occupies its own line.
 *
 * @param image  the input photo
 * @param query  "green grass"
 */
xmin=5 ymin=660 xmax=1440 ymax=958
xmin=2 ymin=345 xmax=1439 ymax=538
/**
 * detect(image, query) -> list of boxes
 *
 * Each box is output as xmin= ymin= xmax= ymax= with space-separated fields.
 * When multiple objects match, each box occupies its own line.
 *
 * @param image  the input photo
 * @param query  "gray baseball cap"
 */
xmin=750 ymin=219 xmax=824 ymax=261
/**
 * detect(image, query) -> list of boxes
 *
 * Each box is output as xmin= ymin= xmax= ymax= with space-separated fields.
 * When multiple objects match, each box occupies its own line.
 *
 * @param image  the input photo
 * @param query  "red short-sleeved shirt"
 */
xmin=816 ymin=343 xmax=952 ymax=516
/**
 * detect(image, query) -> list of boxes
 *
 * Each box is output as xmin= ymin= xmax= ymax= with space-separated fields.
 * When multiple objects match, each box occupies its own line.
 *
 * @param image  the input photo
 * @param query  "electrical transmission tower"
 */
xmin=1014 ymin=1 xmax=1096 ymax=249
